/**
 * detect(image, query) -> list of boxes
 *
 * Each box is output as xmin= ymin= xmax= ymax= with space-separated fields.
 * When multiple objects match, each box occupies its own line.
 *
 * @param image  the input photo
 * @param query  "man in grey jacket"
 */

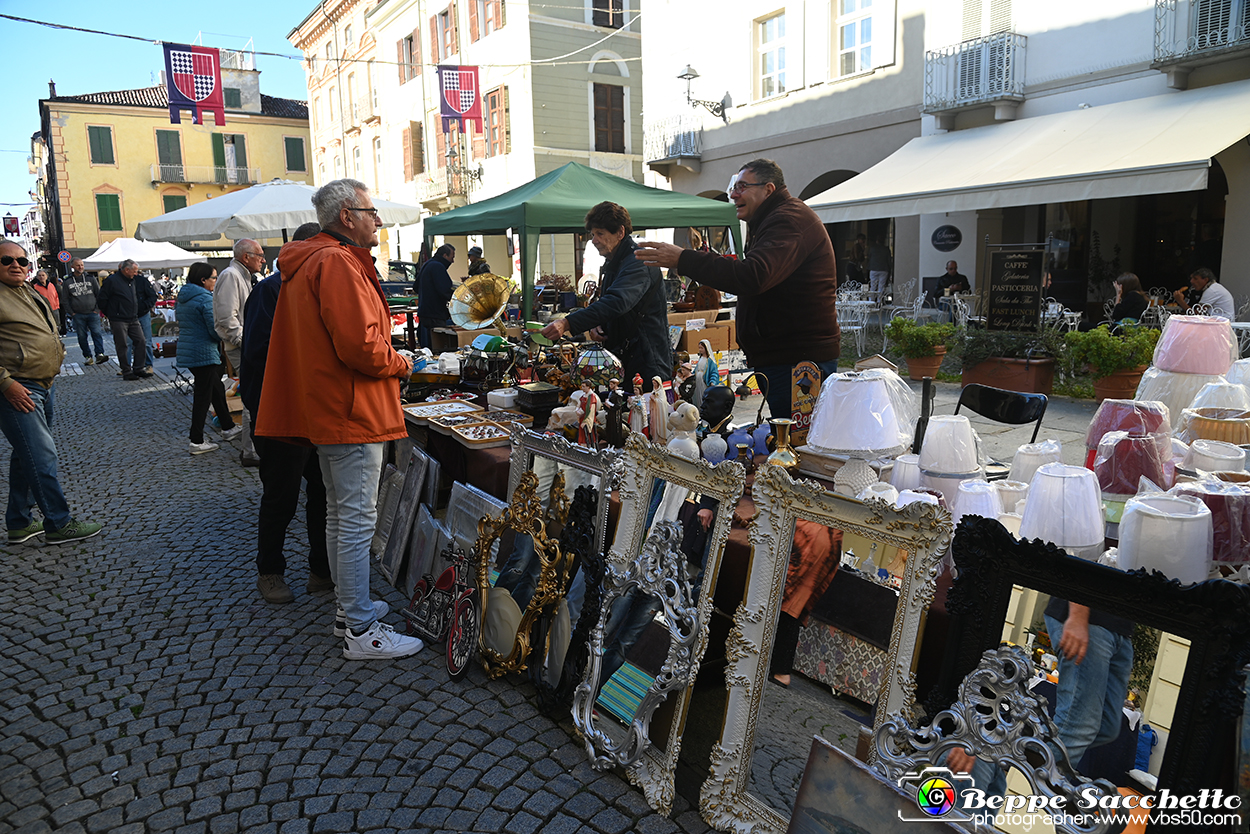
xmin=214 ymin=239 xmax=265 ymax=465
xmin=60 ymin=258 xmax=108 ymax=365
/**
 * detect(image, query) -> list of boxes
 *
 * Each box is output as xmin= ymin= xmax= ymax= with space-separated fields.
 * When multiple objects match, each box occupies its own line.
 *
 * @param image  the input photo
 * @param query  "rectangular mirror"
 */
xmin=701 ymin=464 xmax=954 ymax=833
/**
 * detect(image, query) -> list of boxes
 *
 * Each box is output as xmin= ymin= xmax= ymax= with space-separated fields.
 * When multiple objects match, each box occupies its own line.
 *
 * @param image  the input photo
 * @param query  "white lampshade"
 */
xmin=1189 ymin=381 xmax=1250 ymax=411
xmin=896 ymin=489 xmax=940 ymax=509
xmin=890 ymin=453 xmax=922 ymax=491
xmin=1182 ymin=439 xmax=1246 ymax=473
xmin=859 ymin=482 xmax=900 ymax=504
xmin=808 ymin=371 xmax=907 ymax=456
xmin=953 ymin=479 xmax=1004 ymax=526
xmin=993 ymin=480 xmax=1030 ymax=514
xmin=999 ymin=513 xmax=1023 ymax=536
xmin=1018 ymin=462 xmax=1105 ymax=558
xmin=1118 ymin=494 xmax=1213 ymax=584
xmin=1008 ymin=439 xmax=1063 ymax=486
xmin=918 ymin=415 xmax=979 ymax=474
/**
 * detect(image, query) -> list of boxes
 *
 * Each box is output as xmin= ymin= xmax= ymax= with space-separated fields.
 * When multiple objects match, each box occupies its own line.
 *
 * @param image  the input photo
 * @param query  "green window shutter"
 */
xmin=212 ymin=134 xmax=227 ymax=183
xmin=285 ymin=137 xmax=306 ymax=172
xmin=163 ymin=195 xmax=187 ymax=213
xmin=233 ymin=135 xmax=249 ymax=184
xmin=96 ymin=194 xmax=122 ymax=231
xmin=88 ymin=126 xmax=114 ymax=165
xmin=224 ymin=88 xmax=242 ymax=108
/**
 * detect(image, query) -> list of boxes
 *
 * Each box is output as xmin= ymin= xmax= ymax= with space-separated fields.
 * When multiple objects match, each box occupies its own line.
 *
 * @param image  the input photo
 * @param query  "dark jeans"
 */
xmin=189 ymin=364 xmax=234 ymax=443
xmin=254 ymin=434 xmax=330 ymax=579
xmin=755 ymin=359 xmax=841 ymax=422
xmin=417 ymin=319 xmax=451 ymax=350
xmin=73 ymin=313 xmax=106 ymax=360
xmin=0 ymin=380 xmax=72 ymax=532
xmin=109 ymin=318 xmax=146 ymax=374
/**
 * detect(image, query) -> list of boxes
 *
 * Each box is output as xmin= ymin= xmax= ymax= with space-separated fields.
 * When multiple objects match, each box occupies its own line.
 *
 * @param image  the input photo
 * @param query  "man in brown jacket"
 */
xmin=255 ymin=180 xmax=422 ymax=661
xmin=0 ymin=240 xmax=102 ymax=545
xmin=637 ymin=158 xmax=840 ymax=421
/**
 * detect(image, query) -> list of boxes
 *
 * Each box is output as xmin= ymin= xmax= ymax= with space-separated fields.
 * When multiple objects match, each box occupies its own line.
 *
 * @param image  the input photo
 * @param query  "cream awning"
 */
xmin=807 ymin=78 xmax=1250 ymax=223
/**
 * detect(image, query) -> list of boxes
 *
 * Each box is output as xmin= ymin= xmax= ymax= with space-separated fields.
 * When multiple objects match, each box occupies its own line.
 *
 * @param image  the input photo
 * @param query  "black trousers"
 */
xmin=189 ymin=364 xmax=234 ymax=443
xmin=770 ymin=612 xmax=803 ymax=677
xmin=254 ymin=434 xmax=329 ymax=579
xmin=110 ymin=318 xmax=145 ymax=374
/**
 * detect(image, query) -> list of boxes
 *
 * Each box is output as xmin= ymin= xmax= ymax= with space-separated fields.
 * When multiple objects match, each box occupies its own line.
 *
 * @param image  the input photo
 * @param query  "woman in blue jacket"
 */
xmin=177 ymin=263 xmax=240 ymax=455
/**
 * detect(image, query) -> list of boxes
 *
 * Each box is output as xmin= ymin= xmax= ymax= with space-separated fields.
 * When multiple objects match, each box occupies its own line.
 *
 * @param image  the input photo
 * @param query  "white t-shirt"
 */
xmin=1199 ymin=280 xmax=1236 ymax=320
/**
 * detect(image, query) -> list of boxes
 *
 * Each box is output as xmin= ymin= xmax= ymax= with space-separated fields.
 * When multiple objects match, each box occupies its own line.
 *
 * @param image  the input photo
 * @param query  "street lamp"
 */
xmin=677 ymin=65 xmax=732 ymax=123
xmin=446 ymin=145 xmax=483 ymax=189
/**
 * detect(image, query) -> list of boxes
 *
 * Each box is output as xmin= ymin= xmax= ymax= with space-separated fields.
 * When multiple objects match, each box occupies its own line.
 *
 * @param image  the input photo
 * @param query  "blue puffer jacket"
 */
xmin=176 ymin=283 xmax=222 ymax=369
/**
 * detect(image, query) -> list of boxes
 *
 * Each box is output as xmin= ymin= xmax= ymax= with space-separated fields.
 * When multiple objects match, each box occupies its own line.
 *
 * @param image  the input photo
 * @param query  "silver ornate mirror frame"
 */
xmin=575 ymin=433 xmax=745 ymax=815
xmin=506 ymin=422 xmax=625 ymax=559
xmin=573 ymin=522 xmax=701 ymax=769
xmin=700 ymin=464 xmax=953 ymax=834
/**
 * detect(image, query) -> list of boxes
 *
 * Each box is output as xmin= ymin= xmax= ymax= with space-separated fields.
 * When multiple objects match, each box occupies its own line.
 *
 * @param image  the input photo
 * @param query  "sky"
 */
xmin=0 ymin=1 xmax=314 ymax=218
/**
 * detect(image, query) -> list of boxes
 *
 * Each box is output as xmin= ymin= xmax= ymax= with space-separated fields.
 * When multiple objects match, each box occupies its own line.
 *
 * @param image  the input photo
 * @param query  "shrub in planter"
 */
xmin=959 ymin=328 xmax=1066 ymax=395
xmin=1064 ymin=324 xmax=1159 ymax=402
xmin=884 ymin=319 xmax=956 ymax=381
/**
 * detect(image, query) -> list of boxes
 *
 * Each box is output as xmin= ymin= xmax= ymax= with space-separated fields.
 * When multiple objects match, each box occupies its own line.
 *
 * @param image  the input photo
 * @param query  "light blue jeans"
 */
xmin=969 ymin=617 xmax=1133 ymax=796
xmin=317 ymin=442 xmax=385 ymax=633
xmin=126 ymin=313 xmax=156 ymax=369
xmin=0 ymin=381 xmax=73 ymax=532
xmin=73 ymin=313 xmax=106 ymax=360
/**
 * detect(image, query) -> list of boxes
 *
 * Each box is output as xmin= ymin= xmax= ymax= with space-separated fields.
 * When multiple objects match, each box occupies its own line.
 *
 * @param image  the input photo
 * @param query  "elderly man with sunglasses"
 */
xmin=0 ymin=240 xmax=102 ymax=545
xmin=637 ymin=158 xmax=840 ymax=422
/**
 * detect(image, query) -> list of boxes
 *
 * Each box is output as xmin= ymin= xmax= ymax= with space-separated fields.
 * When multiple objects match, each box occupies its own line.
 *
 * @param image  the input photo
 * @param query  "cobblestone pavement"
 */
xmin=2 ymin=354 xmax=1098 ymax=834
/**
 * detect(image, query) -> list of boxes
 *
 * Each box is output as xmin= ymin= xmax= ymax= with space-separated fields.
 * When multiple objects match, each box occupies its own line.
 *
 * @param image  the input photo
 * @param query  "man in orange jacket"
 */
xmin=255 ymin=179 xmax=423 ymax=661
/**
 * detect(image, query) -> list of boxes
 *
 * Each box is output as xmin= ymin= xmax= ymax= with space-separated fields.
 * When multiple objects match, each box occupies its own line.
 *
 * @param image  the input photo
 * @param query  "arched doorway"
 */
xmin=799 ymin=169 xmax=857 ymax=200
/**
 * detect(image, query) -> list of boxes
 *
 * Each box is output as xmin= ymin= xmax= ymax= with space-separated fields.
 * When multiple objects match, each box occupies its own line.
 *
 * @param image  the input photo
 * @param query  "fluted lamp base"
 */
xmin=834 ymin=457 xmax=878 ymax=498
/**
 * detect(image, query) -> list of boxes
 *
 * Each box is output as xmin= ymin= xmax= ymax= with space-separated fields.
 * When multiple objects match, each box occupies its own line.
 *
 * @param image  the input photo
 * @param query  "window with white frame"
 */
xmin=308 ymin=54 xmax=318 ymax=75
xmin=345 ymin=25 xmax=354 ymax=48
xmin=374 ymin=137 xmax=384 ymax=190
xmin=353 ymin=146 xmax=361 ymax=179
xmin=837 ymin=0 xmax=873 ymax=77
xmin=334 ymin=155 xmax=342 ymax=179
xmin=326 ymin=41 xmax=335 ymax=62
xmin=329 ymin=87 xmax=336 ymax=121
xmin=758 ymin=13 xmax=786 ymax=98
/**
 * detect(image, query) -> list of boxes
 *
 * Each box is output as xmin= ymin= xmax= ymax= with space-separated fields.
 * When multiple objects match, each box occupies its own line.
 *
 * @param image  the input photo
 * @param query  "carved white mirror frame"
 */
xmin=574 ymin=433 xmax=745 ymax=815
xmin=701 ymin=464 xmax=953 ymax=834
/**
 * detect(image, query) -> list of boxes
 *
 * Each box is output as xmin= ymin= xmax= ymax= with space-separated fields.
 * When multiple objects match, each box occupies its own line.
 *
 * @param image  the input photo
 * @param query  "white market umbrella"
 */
xmin=81 ymin=238 xmax=205 ymax=270
xmin=135 ymin=178 xmax=425 ymax=242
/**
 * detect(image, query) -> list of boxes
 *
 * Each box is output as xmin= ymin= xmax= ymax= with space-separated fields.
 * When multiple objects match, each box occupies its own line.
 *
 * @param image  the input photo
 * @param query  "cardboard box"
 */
xmin=680 ymin=323 xmax=729 ymax=354
xmin=456 ymin=326 xmax=521 ymax=348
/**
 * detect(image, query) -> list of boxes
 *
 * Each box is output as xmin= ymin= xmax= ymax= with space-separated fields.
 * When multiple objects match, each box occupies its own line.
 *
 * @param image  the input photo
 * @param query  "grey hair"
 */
xmin=118 ymin=259 xmax=137 ymax=271
xmin=312 ymin=179 xmax=369 ymax=229
xmin=233 ymin=238 xmax=260 ymax=258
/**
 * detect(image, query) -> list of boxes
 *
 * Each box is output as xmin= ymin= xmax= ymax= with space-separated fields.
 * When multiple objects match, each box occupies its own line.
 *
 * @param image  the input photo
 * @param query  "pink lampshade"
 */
xmin=1093 ymin=431 xmax=1169 ymax=495
xmin=1084 ymin=399 xmax=1170 ymax=451
xmin=1153 ymin=315 xmax=1237 ymax=376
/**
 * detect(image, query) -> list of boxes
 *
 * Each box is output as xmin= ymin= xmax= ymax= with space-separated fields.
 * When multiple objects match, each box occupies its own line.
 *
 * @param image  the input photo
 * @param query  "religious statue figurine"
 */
xmin=577 ymin=380 xmax=600 ymax=447
xmin=604 ymin=377 xmax=627 ymax=447
xmin=648 ymin=376 xmax=670 ymax=445
xmin=675 ymin=363 xmax=696 ymax=406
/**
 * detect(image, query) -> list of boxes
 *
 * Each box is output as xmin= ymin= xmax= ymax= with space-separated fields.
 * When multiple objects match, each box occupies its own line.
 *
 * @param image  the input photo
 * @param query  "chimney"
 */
xmin=48 ymin=79 xmax=56 ymax=98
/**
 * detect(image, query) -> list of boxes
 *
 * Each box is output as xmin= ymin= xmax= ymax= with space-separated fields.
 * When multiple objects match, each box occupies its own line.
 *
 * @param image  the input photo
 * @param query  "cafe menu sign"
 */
xmin=985 ymin=249 xmax=1044 ymax=331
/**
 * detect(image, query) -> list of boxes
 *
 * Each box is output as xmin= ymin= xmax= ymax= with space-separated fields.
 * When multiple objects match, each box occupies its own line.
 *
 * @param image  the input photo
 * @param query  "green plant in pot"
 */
xmin=960 ymin=328 xmax=1067 ymax=395
xmin=884 ymin=318 xmax=956 ymax=381
xmin=1064 ymin=324 xmax=1158 ymax=403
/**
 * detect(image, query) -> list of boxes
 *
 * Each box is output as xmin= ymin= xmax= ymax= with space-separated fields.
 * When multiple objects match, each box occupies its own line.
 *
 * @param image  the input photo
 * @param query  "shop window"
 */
xmin=485 ymin=86 xmax=509 ymax=157
xmin=593 ymin=0 xmax=623 ymax=28
xmin=837 ymin=0 xmax=873 ymax=76
xmin=88 ymin=125 xmax=114 ymax=165
xmin=593 ymin=84 xmax=624 ymax=154
xmin=163 ymin=194 xmax=187 ymax=214
xmin=758 ymin=13 xmax=786 ymax=99
xmin=96 ymin=193 xmax=122 ymax=231
xmin=285 ymin=137 xmax=307 ymax=173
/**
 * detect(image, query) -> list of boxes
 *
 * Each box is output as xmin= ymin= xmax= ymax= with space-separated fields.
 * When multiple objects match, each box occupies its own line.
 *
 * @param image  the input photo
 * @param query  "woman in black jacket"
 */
xmin=1109 ymin=273 xmax=1149 ymax=323
xmin=540 ymin=202 xmax=671 ymax=393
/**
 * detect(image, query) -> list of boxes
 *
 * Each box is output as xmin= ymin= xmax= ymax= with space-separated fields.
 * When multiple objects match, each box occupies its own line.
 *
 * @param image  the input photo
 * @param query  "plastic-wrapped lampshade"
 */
xmin=896 ymin=489 xmax=940 ymax=510
xmin=918 ymin=415 xmax=979 ymax=474
xmin=1153 ymin=314 xmax=1237 ymax=376
xmin=1182 ymin=438 xmax=1247 ymax=473
xmin=1084 ymin=399 xmax=1170 ymax=451
xmin=952 ymin=479 xmax=1003 ymax=526
xmin=890 ymin=453 xmax=922 ymax=491
xmin=807 ymin=370 xmax=913 ymax=456
xmin=999 ymin=513 xmax=1023 ymax=536
xmin=1226 ymin=358 xmax=1250 ymax=390
xmin=1189 ymin=381 xmax=1250 ymax=411
xmin=1117 ymin=494 xmax=1213 ymax=584
xmin=1008 ymin=439 xmax=1063 ymax=486
xmin=1172 ymin=480 xmax=1250 ymax=564
xmin=1094 ymin=431 xmax=1169 ymax=495
xmin=1019 ymin=462 xmax=1105 ymax=557
xmin=993 ymin=480 xmax=1030 ymax=514
xmin=1134 ymin=368 xmax=1228 ymax=429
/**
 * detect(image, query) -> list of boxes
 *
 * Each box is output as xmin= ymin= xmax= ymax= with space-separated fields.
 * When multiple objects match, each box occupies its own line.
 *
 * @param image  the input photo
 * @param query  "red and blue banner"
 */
xmin=437 ymin=65 xmax=483 ymax=133
xmin=163 ymin=43 xmax=226 ymax=126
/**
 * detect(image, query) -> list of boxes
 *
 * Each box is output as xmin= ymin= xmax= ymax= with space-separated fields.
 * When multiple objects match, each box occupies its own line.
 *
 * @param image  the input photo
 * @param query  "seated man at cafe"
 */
xmin=928 ymin=260 xmax=970 ymax=305
xmin=1174 ymin=267 xmax=1235 ymax=319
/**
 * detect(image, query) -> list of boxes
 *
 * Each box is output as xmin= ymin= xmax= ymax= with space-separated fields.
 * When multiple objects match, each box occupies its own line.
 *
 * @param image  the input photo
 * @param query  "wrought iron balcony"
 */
xmin=150 ymin=164 xmax=261 ymax=186
xmin=415 ymin=168 xmax=468 ymax=208
xmin=1154 ymin=0 xmax=1250 ymax=86
xmin=924 ymin=32 xmax=1027 ymax=121
xmin=644 ymin=115 xmax=703 ymax=175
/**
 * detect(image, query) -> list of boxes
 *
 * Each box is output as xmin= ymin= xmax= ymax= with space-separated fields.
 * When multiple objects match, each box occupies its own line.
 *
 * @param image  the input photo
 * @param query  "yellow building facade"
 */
xmin=38 ymin=66 xmax=310 ymax=258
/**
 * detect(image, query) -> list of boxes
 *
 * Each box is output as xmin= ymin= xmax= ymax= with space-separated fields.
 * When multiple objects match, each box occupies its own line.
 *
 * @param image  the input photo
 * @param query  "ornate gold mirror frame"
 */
xmin=474 ymin=470 xmax=567 ymax=678
xmin=573 ymin=434 xmax=745 ymax=815
xmin=700 ymin=464 xmax=953 ymax=833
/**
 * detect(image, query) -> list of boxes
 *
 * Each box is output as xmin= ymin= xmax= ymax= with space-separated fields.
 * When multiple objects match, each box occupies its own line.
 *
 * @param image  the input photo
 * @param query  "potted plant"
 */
xmin=884 ymin=318 xmax=956 ymax=381
xmin=1064 ymin=324 xmax=1158 ymax=403
xmin=960 ymin=328 xmax=1066 ymax=395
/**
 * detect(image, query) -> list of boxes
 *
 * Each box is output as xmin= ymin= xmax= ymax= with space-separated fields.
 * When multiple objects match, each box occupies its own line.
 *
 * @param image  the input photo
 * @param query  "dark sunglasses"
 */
xmin=0 ymin=255 xmax=30 ymax=267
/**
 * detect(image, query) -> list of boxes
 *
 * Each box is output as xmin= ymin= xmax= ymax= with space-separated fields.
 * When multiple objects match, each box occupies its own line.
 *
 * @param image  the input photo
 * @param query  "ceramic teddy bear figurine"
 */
xmin=666 ymin=402 xmax=701 ymax=460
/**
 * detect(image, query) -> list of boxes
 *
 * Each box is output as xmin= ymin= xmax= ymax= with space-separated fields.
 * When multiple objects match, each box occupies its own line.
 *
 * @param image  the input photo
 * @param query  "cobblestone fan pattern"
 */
xmin=0 ymin=360 xmax=715 ymax=834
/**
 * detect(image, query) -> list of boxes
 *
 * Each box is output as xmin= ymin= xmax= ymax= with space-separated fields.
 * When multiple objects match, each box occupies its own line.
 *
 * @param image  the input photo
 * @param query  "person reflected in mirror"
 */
xmin=635 ymin=159 xmax=839 ymax=421
xmin=416 ymin=244 xmax=456 ymax=350
xmin=541 ymin=202 xmax=671 ymax=395
xmin=771 ymin=520 xmax=842 ymax=688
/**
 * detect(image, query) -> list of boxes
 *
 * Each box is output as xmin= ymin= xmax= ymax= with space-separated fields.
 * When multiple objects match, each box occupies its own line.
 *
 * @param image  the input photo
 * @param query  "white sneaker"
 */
xmin=343 ymin=620 xmax=424 ymax=660
xmin=220 ymin=425 xmax=244 ymax=441
xmin=189 ymin=441 xmax=219 ymax=455
xmin=334 ymin=600 xmax=390 ymax=637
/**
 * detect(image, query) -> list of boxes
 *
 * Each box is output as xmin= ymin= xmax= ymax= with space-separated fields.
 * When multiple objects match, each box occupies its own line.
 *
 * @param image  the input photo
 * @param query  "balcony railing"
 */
xmin=415 ymin=168 xmax=468 ymax=205
xmin=356 ymin=94 xmax=380 ymax=124
xmin=150 ymin=164 xmax=262 ymax=185
xmin=924 ymin=32 xmax=1027 ymax=116
xmin=644 ymin=115 xmax=703 ymax=163
xmin=1154 ymin=0 xmax=1250 ymax=65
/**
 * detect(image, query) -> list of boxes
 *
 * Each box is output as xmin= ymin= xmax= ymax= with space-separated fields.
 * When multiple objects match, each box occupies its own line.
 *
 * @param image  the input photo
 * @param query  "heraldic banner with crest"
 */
xmin=163 ymin=43 xmax=226 ymax=126
xmin=437 ymin=65 xmax=483 ymax=133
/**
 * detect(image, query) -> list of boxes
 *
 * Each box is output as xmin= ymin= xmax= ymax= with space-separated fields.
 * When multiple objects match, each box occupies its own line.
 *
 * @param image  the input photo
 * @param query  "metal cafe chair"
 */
xmin=954 ymin=384 xmax=1049 ymax=478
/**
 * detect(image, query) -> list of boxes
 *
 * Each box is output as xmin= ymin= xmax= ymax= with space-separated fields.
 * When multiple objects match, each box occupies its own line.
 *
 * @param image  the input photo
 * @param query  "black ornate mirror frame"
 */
xmin=939 ymin=516 xmax=1250 ymax=803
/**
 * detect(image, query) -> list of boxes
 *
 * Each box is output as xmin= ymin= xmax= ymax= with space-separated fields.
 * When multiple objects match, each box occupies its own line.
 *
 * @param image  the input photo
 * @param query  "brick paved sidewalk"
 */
xmin=0 ymin=359 xmax=713 ymax=834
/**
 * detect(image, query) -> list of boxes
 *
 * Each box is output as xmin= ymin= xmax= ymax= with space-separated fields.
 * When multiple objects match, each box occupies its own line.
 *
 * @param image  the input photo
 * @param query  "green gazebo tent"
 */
xmin=422 ymin=161 xmax=742 ymax=320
